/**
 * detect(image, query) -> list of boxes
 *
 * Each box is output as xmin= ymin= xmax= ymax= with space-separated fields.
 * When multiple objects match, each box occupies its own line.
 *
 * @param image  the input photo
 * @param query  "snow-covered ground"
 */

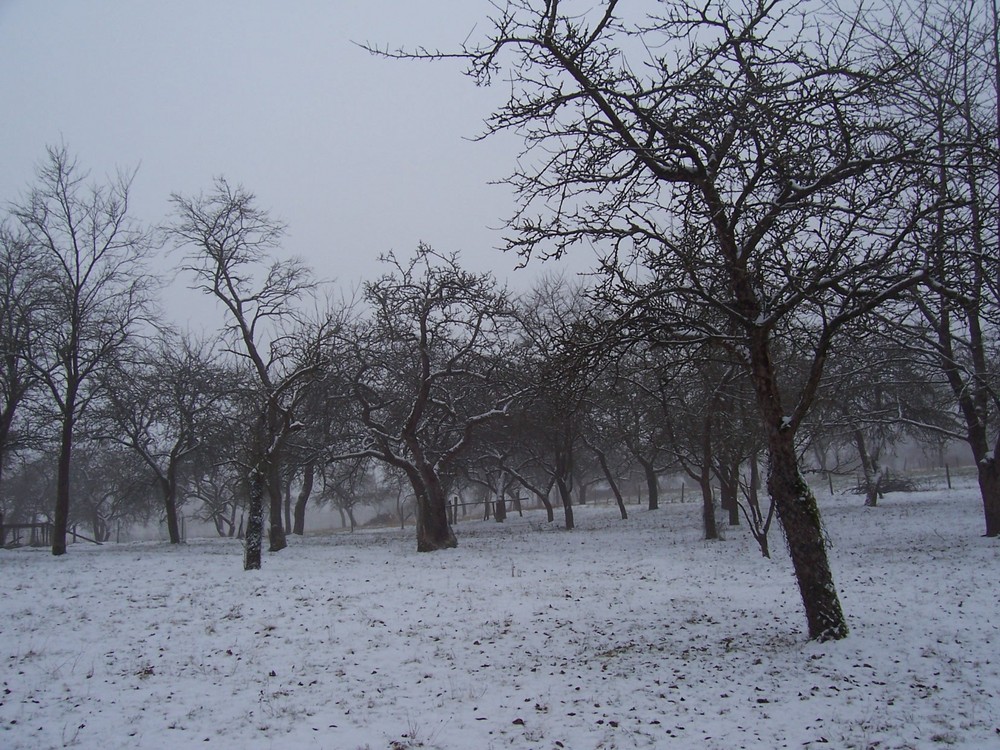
xmin=2 ymin=474 xmax=997 ymax=750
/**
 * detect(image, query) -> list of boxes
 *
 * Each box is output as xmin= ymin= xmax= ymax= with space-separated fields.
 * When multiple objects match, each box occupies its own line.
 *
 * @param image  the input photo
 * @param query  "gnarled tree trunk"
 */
xmin=292 ymin=460 xmax=314 ymax=535
xmin=411 ymin=463 xmax=457 ymax=552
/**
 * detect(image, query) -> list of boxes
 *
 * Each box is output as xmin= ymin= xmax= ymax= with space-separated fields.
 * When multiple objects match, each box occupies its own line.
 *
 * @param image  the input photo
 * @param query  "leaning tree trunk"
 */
xmin=739 ymin=279 xmax=848 ymax=639
xmin=768 ymin=435 xmax=848 ymax=640
xmin=595 ymin=449 xmax=628 ymax=520
xmin=412 ymin=464 xmax=457 ymax=552
xmin=292 ymin=460 xmax=314 ymax=535
xmin=537 ymin=490 xmax=555 ymax=522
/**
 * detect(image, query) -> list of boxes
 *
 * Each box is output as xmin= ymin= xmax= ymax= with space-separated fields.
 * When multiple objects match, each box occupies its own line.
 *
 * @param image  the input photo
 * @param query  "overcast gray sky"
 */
xmin=0 ymin=1 xmax=585 ymax=323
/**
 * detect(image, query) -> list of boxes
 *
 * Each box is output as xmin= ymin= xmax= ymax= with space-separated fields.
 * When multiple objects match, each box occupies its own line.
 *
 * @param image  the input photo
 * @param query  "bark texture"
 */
xmin=244 ymin=465 xmax=266 ymax=570
xmin=769 ymin=437 xmax=848 ymax=640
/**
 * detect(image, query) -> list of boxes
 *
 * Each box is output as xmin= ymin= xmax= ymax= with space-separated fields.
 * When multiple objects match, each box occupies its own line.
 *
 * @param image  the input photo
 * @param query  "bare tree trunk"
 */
xmin=411 ymin=464 xmax=457 ymax=552
xmin=556 ymin=473 xmax=575 ymax=530
xmin=244 ymin=465 xmax=266 ymax=570
xmin=161 ymin=476 xmax=182 ymax=544
xmin=538 ymin=490 xmax=555 ymax=522
xmin=292 ymin=460 xmax=314 ymax=535
xmin=739 ymin=272 xmax=847 ymax=638
xmin=267 ymin=459 xmax=286 ymax=552
xmin=283 ymin=477 xmax=292 ymax=536
xmin=638 ymin=457 xmax=659 ymax=510
xmin=700 ymin=424 xmax=718 ymax=540
xmin=768 ymin=436 xmax=848 ymax=640
xmin=555 ymin=447 xmax=574 ymax=529
xmin=52 ymin=408 xmax=74 ymax=556
xmin=595 ymin=449 xmax=628 ymax=520
xmin=493 ymin=477 xmax=507 ymax=523
xmin=700 ymin=480 xmax=718 ymax=540
xmin=977 ymin=453 xmax=1000 ymax=537
xmin=748 ymin=453 xmax=763 ymax=526
xmin=718 ymin=460 xmax=740 ymax=526
xmin=853 ymin=429 xmax=880 ymax=507
xmin=720 ymin=477 xmax=739 ymax=525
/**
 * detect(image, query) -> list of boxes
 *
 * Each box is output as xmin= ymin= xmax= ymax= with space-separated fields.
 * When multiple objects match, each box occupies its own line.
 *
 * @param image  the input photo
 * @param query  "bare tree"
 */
xmin=332 ymin=245 xmax=519 ymax=551
xmin=96 ymin=333 xmax=229 ymax=543
xmin=416 ymin=0 xmax=935 ymax=639
xmin=507 ymin=275 xmax=600 ymax=530
xmin=871 ymin=0 xmax=1000 ymax=535
xmin=0 ymin=222 xmax=47 ymax=499
xmin=70 ymin=442 xmax=154 ymax=543
xmin=188 ymin=459 xmax=247 ymax=539
xmin=9 ymin=146 xmax=152 ymax=556
xmin=166 ymin=178 xmax=331 ymax=569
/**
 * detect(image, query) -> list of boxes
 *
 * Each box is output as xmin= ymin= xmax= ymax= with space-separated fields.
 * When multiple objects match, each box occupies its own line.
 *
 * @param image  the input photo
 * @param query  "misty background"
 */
xmin=0 ymin=0 xmax=584 ymax=324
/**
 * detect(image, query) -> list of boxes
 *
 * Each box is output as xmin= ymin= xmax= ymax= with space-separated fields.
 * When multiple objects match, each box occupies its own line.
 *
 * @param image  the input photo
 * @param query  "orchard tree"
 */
xmin=333 ymin=245 xmax=520 ymax=551
xmin=407 ymin=0 xmax=936 ymax=639
xmin=808 ymin=323 xmax=949 ymax=507
xmin=608 ymin=349 xmax=673 ymax=512
xmin=166 ymin=179 xmax=333 ymax=569
xmin=9 ymin=146 xmax=152 ymax=556
xmin=507 ymin=274 xmax=600 ymax=529
xmin=188 ymin=459 xmax=247 ymax=539
xmin=70 ymin=442 xmax=154 ymax=543
xmin=96 ymin=333 xmax=230 ymax=543
xmin=0 ymin=222 xmax=46 ymax=498
xmin=872 ymin=0 xmax=1000 ymax=535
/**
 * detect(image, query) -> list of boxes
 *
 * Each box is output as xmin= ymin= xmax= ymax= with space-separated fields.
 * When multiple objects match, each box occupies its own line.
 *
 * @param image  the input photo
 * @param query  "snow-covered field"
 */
xmin=2 ymin=475 xmax=997 ymax=750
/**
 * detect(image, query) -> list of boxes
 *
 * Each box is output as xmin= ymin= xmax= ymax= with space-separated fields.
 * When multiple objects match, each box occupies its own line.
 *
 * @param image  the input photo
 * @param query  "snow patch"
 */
xmin=1 ymin=478 xmax=996 ymax=749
